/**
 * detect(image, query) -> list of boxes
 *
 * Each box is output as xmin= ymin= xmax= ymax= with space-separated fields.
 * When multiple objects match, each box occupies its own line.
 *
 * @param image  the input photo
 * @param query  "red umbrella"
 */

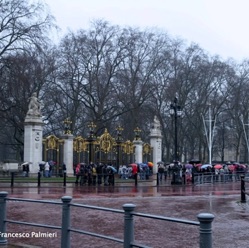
xmin=129 ymin=163 xmax=137 ymax=167
xmin=214 ymin=164 xmax=223 ymax=169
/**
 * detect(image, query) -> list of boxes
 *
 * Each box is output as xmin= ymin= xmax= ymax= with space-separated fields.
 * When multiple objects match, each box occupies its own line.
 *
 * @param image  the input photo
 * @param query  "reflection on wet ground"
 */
xmin=0 ymin=181 xmax=242 ymax=199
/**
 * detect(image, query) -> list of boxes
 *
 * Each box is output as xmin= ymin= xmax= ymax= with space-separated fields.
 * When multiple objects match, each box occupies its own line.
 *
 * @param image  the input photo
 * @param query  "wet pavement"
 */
xmin=0 ymin=179 xmax=248 ymax=248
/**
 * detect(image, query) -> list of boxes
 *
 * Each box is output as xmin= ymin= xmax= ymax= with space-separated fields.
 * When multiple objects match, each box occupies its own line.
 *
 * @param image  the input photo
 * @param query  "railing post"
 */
xmin=38 ymin=171 xmax=41 ymax=187
xmin=11 ymin=172 xmax=14 ymax=187
xmin=197 ymin=213 xmax=215 ymax=248
xmin=61 ymin=196 xmax=72 ymax=248
xmin=0 ymin=191 xmax=8 ymax=245
xmin=241 ymin=175 xmax=246 ymax=203
xmin=63 ymin=172 xmax=66 ymax=187
xmin=123 ymin=203 xmax=136 ymax=248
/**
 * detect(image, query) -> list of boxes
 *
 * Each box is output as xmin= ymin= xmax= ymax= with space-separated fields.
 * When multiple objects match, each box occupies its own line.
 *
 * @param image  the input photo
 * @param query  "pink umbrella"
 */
xmin=228 ymin=165 xmax=235 ymax=171
xmin=214 ymin=164 xmax=223 ymax=169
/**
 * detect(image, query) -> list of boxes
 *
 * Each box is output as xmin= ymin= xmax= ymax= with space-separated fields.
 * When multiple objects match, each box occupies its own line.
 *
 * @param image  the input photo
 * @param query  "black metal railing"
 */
xmin=0 ymin=191 xmax=214 ymax=248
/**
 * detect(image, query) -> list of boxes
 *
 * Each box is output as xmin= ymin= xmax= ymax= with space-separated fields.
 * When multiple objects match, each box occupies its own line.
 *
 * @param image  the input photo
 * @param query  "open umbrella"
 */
xmin=239 ymin=164 xmax=246 ymax=169
xmin=201 ymin=164 xmax=212 ymax=169
xmin=21 ymin=162 xmax=32 ymax=166
xmin=141 ymin=163 xmax=148 ymax=168
xmin=107 ymin=165 xmax=117 ymax=173
xmin=228 ymin=165 xmax=235 ymax=171
xmin=214 ymin=164 xmax=223 ymax=169
xmin=129 ymin=163 xmax=137 ymax=167
xmin=185 ymin=164 xmax=193 ymax=169
xmin=189 ymin=159 xmax=201 ymax=164
xmin=147 ymin=162 xmax=153 ymax=167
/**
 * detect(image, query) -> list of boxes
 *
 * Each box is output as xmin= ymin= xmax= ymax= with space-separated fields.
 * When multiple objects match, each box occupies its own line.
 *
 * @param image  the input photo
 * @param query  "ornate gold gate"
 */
xmin=143 ymin=143 xmax=153 ymax=162
xmin=42 ymin=135 xmax=64 ymax=175
xmin=43 ymin=128 xmax=153 ymax=172
xmin=72 ymin=129 xmax=136 ymax=166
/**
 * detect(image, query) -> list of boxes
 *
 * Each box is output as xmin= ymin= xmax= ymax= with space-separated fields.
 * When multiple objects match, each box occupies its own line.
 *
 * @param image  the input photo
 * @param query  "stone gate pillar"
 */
xmin=61 ymin=134 xmax=74 ymax=176
xmin=24 ymin=93 xmax=43 ymax=174
xmin=150 ymin=116 xmax=163 ymax=174
xmin=133 ymin=139 xmax=143 ymax=164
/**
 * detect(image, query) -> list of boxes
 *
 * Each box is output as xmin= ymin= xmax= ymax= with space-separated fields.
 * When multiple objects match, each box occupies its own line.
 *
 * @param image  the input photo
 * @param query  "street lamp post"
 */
xmin=170 ymin=97 xmax=182 ymax=184
xmin=87 ymin=122 xmax=96 ymax=164
xmin=116 ymin=125 xmax=124 ymax=171
xmin=63 ymin=118 xmax=72 ymax=135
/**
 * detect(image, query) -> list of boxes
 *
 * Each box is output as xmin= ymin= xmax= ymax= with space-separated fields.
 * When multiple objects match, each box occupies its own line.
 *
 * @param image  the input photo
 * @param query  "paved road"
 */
xmin=1 ymin=180 xmax=248 ymax=248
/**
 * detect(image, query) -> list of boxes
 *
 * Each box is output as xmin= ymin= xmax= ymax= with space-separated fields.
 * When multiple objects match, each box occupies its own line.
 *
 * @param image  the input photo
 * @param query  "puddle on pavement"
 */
xmin=0 ymin=181 xmax=242 ymax=200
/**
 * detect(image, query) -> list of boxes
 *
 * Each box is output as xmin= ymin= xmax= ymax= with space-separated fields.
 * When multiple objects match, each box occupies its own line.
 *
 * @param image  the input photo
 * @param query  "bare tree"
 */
xmin=0 ymin=47 xmax=56 ymax=159
xmin=0 ymin=0 xmax=55 ymax=59
xmin=0 ymin=0 xmax=56 ymax=160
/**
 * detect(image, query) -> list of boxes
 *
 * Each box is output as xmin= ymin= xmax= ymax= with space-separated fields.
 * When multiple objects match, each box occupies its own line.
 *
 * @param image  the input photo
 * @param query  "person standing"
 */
xmin=44 ymin=162 xmax=50 ymax=178
xmin=96 ymin=163 xmax=103 ymax=185
xmin=22 ymin=163 xmax=29 ymax=177
xmin=75 ymin=164 xmax=81 ymax=185
xmin=102 ymin=164 xmax=109 ymax=186
xmin=39 ymin=163 xmax=45 ymax=177
xmin=48 ymin=160 xmax=54 ymax=177
xmin=164 ymin=165 xmax=168 ymax=180
xmin=63 ymin=163 xmax=67 ymax=177
xmin=92 ymin=164 xmax=97 ymax=185
xmin=158 ymin=164 xmax=164 ymax=181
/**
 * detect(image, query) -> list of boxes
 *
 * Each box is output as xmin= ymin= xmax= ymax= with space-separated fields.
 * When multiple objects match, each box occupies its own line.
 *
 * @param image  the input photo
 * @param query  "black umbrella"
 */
xmin=189 ymin=159 xmax=201 ymax=164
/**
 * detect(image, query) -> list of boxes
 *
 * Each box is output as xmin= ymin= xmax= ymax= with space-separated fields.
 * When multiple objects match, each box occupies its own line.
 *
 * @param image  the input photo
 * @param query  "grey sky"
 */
xmin=44 ymin=0 xmax=249 ymax=61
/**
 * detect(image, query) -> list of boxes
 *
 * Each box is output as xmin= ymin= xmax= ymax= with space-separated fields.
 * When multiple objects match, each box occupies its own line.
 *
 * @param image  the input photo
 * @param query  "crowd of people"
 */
xmin=38 ymin=161 xmax=66 ymax=178
xmin=74 ymin=162 xmax=116 ymax=186
xmin=118 ymin=164 xmax=152 ymax=180
xmin=188 ymin=162 xmax=248 ymax=183
xmin=35 ymin=160 xmax=248 ymax=185
xmin=155 ymin=161 xmax=249 ymax=184
xmin=72 ymin=162 xmax=154 ymax=186
xmin=153 ymin=161 xmax=249 ymax=185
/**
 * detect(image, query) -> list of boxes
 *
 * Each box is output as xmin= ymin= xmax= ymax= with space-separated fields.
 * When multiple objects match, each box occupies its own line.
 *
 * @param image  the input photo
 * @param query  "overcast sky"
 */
xmin=43 ymin=0 xmax=249 ymax=62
